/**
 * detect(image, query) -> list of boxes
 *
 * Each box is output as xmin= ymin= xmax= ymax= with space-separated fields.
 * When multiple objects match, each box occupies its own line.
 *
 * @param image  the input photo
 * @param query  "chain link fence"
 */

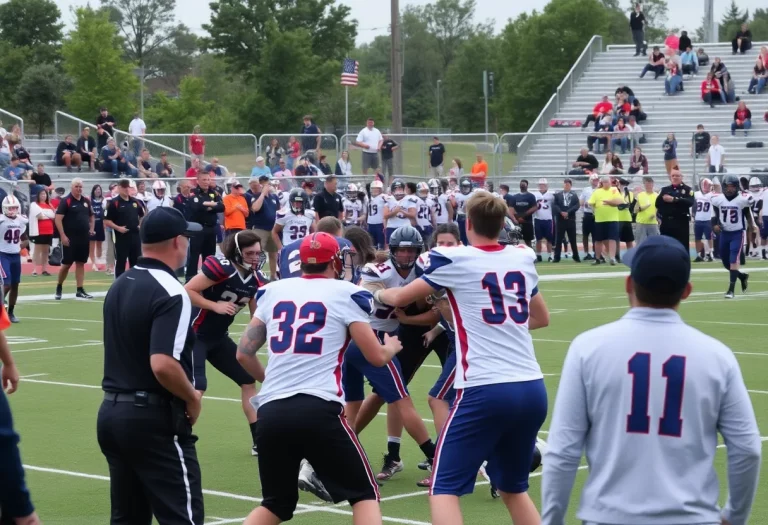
xmin=258 ymin=133 xmax=340 ymax=175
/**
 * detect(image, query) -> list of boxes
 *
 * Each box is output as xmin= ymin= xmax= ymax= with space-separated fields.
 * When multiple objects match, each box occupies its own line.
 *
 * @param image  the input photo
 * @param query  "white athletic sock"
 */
xmin=387 ymin=436 xmax=401 ymax=444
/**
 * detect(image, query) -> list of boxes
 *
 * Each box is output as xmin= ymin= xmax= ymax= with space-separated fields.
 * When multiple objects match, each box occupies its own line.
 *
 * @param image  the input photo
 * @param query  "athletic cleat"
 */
xmin=76 ymin=289 xmax=94 ymax=299
xmin=376 ymin=454 xmax=404 ymax=481
xmin=693 ymin=256 xmax=704 ymax=262
xmin=55 ymin=285 xmax=62 ymax=300
xmin=740 ymin=273 xmax=749 ymax=293
xmin=609 ymin=258 xmax=617 ymax=266
xmin=531 ymin=438 xmax=548 ymax=472
xmin=416 ymin=475 xmax=431 ymax=488
xmin=706 ymin=254 xmax=713 ymax=262
xmin=417 ymin=460 xmax=431 ymax=471
xmin=725 ymin=290 xmax=735 ymax=299
xmin=490 ymin=481 xmax=500 ymax=499
xmin=584 ymin=253 xmax=594 ymax=261
xmin=298 ymin=460 xmax=333 ymax=502
xmin=591 ymin=259 xmax=602 ymax=266
xmin=8 ymin=313 xmax=18 ymax=324
xmin=251 ymin=445 xmax=258 ymax=456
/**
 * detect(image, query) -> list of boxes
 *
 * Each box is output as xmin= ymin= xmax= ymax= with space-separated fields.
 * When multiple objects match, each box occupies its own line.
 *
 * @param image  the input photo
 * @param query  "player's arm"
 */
xmin=271 ymin=223 xmax=284 ymax=251
xmin=743 ymin=205 xmax=755 ymax=231
xmin=541 ymin=340 xmax=589 ymax=525
xmin=248 ymin=298 xmax=256 ymax=317
xmin=718 ymin=358 xmax=762 ymax=525
xmin=528 ymin=292 xmax=550 ymax=330
xmin=711 ymin=205 xmax=721 ymax=232
xmin=402 ymin=203 xmax=417 ymax=220
xmin=394 ymin=307 xmax=439 ymax=327
xmin=348 ymin=321 xmax=401 ymax=367
xmin=446 ymin=199 xmax=454 ymax=222
xmin=184 ymin=272 xmax=238 ymax=316
xmin=376 ymin=279 xmax=434 ymax=308
xmin=236 ymin=316 xmax=267 ymax=383
xmin=0 ymin=333 xmax=19 ymax=394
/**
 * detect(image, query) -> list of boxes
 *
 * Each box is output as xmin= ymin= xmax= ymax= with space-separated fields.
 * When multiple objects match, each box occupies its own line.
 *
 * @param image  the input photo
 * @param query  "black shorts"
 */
xmin=582 ymin=213 xmax=595 ymax=237
xmin=396 ymin=322 xmax=432 ymax=384
xmin=620 ymin=221 xmax=635 ymax=243
xmin=62 ymin=239 xmax=90 ymax=265
xmin=31 ymin=235 xmax=53 ymax=245
xmin=519 ymin=222 xmax=534 ymax=242
xmin=192 ymin=336 xmax=254 ymax=391
xmin=255 ymin=395 xmax=379 ymax=520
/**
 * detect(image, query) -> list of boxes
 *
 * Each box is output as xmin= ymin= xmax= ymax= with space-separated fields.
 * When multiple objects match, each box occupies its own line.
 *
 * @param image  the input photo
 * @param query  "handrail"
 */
xmin=0 ymin=108 xmax=24 ymax=139
xmin=606 ymin=40 xmax=768 ymax=50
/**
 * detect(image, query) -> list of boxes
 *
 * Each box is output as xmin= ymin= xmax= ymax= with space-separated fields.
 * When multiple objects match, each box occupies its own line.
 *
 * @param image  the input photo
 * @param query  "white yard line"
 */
xmin=17 ymin=292 xmax=108 ymax=302
xmin=19 ymin=373 xmax=49 ymax=379
xmin=12 ymin=341 xmax=102 ymax=354
xmin=691 ymin=320 xmax=768 ymax=327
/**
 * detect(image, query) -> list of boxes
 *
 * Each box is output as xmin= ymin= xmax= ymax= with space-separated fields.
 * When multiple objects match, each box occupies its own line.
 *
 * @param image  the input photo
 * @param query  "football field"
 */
xmin=6 ymin=262 xmax=768 ymax=525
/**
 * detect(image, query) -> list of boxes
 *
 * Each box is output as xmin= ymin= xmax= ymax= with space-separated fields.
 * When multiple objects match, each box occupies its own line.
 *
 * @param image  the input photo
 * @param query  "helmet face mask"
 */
xmin=2 ymin=196 xmax=19 ymax=219
xmin=417 ymin=182 xmax=429 ymax=199
xmin=391 ymin=180 xmax=405 ymax=200
xmin=289 ymin=189 xmax=306 ymax=215
xmin=388 ymin=226 xmax=423 ymax=270
xmin=428 ymin=178 xmax=441 ymax=196
xmin=346 ymin=183 xmax=358 ymax=201
xmin=371 ymin=180 xmax=383 ymax=197
xmin=459 ymin=177 xmax=472 ymax=195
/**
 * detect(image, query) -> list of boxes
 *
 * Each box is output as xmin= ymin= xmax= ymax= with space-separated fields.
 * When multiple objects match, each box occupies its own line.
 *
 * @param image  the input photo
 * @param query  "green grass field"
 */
xmin=6 ymin=262 xmax=768 ymax=525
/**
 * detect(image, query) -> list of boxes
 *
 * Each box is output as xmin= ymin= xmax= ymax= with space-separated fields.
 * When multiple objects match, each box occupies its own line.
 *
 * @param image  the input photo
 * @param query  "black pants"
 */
xmin=186 ymin=226 xmax=216 ymax=281
xmin=554 ymin=218 xmax=580 ymax=261
xmin=114 ymin=232 xmax=141 ymax=278
xmin=660 ymin=218 xmax=690 ymax=249
xmin=732 ymin=37 xmax=751 ymax=53
xmin=97 ymin=399 xmax=204 ymax=524
xmin=632 ymin=29 xmax=645 ymax=55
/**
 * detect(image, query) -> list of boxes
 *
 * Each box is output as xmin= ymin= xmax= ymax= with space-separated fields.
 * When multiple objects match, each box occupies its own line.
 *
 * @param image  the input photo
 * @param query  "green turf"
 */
xmin=6 ymin=262 xmax=768 ymax=524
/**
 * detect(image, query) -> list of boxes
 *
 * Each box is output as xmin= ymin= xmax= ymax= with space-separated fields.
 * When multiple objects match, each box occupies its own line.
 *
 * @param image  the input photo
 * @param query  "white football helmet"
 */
xmin=152 ymin=180 xmax=167 ymax=198
xmin=428 ymin=178 xmax=441 ymax=195
xmin=749 ymin=177 xmax=762 ymax=192
xmin=2 ymin=195 xmax=20 ymax=218
xmin=700 ymin=178 xmax=712 ymax=193
xmin=370 ymin=180 xmax=384 ymax=196
xmin=346 ymin=183 xmax=358 ymax=201
xmin=416 ymin=181 xmax=429 ymax=199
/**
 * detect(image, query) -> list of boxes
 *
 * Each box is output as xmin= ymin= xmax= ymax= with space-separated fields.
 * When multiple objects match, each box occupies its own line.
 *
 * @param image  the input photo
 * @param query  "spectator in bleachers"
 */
xmin=90 ymin=185 xmax=105 ymax=272
xmin=627 ymin=146 xmax=649 ymax=175
xmin=706 ymin=135 xmax=725 ymax=173
xmin=31 ymin=164 xmax=53 ymax=202
xmin=610 ymin=117 xmax=630 ymax=154
xmin=678 ymin=31 xmax=691 ymax=54
xmin=639 ymin=46 xmax=666 ymax=79
xmin=265 ymin=138 xmax=284 ymax=169
xmin=335 ymin=150 xmax=353 ymax=177
xmin=136 ymin=149 xmax=156 ymax=179
xmin=186 ymin=157 xmax=202 ymax=179
xmin=724 ymin=72 xmax=737 ymax=102
xmin=128 ymin=113 xmax=146 ymax=159
xmin=664 ymin=59 xmax=683 ymax=95
xmin=571 ymin=148 xmax=599 ymax=174
xmin=732 ymin=23 xmax=752 ymax=54
xmin=691 ymin=124 xmax=711 ymax=158
xmin=250 ymin=156 xmax=271 ymax=179
xmin=681 ymin=45 xmax=698 ymax=76
xmin=710 ymin=58 xmax=728 ymax=100
xmin=615 ymin=85 xmax=635 ymax=102
xmin=12 ymin=142 xmax=32 ymax=171
xmin=587 ymin=116 xmax=612 ymax=153
xmin=56 ymin=135 xmax=82 ymax=172
xmin=581 ymin=95 xmax=613 ymax=130
xmin=101 ymin=137 xmax=137 ymax=178
xmin=0 ymin=134 xmax=10 ymax=168
xmin=630 ymin=3 xmax=646 ymax=56
xmin=697 ymin=48 xmax=709 ymax=66
xmin=701 ymin=72 xmax=723 ymax=108
xmin=96 ymin=107 xmax=115 ymax=151
xmin=612 ymin=93 xmax=631 ymax=125
xmin=272 ymin=158 xmax=292 ymax=179
xmin=748 ymin=57 xmax=767 ymax=94
xmin=731 ymin=101 xmax=753 ymax=136
xmin=662 ymin=133 xmax=678 ymax=175
xmin=3 ymin=157 xmax=28 ymax=181
xmin=294 ymin=155 xmax=319 ymax=179
xmin=155 ymin=152 xmax=173 ymax=177
xmin=301 ymin=115 xmax=322 ymax=153
xmin=29 ymin=189 xmax=55 ymax=276
xmin=204 ymin=157 xmax=226 ymax=177
xmin=189 ymin=125 xmax=205 ymax=160
xmin=286 ymin=136 xmax=300 ymax=171
xmin=76 ymin=127 xmax=97 ymax=171
xmin=318 ymin=154 xmax=333 ymax=176
xmin=600 ymin=152 xmax=623 ymax=175
xmin=627 ymin=115 xmax=645 ymax=144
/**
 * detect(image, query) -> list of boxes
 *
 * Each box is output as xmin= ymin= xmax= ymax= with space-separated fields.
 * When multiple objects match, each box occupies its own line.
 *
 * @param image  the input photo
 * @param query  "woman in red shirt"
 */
xmin=731 ymin=101 xmax=752 ymax=136
xmin=286 ymin=136 xmax=300 ymax=171
xmin=701 ymin=72 xmax=721 ymax=108
xmin=189 ymin=125 xmax=206 ymax=159
xmin=29 ymin=190 xmax=55 ymax=276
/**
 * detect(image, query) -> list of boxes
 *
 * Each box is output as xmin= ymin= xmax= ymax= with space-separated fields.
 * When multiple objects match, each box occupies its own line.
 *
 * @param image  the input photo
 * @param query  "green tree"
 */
xmin=0 ymin=0 xmax=64 ymax=64
xmin=314 ymin=73 xmax=392 ymax=134
xmin=719 ymin=0 xmax=748 ymax=41
xmin=61 ymin=7 xmax=139 ymax=126
xmin=146 ymin=76 xmax=215 ymax=133
xmin=423 ymin=0 xmax=492 ymax=69
xmin=748 ymin=8 xmax=768 ymax=41
xmin=16 ymin=64 xmax=71 ymax=137
xmin=400 ymin=5 xmax=443 ymax=127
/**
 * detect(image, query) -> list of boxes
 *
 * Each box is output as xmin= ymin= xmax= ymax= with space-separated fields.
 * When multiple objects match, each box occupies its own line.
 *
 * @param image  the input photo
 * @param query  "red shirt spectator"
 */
xmin=593 ymin=100 xmax=612 ymax=115
xmin=189 ymin=126 xmax=205 ymax=157
xmin=735 ymin=107 xmax=751 ymax=122
xmin=186 ymin=158 xmax=202 ymax=179
xmin=701 ymin=78 xmax=720 ymax=96
xmin=36 ymin=203 xmax=55 ymax=236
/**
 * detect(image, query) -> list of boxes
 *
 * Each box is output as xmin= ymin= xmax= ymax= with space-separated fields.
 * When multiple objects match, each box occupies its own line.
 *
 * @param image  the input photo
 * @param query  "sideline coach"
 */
xmin=104 ymin=178 xmax=145 ymax=278
xmin=98 ymin=207 xmax=204 ymax=524
xmin=656 ymin=169 xmax=695 ymax=249
xmin=186 ymin=172 xmax=224 ymax=281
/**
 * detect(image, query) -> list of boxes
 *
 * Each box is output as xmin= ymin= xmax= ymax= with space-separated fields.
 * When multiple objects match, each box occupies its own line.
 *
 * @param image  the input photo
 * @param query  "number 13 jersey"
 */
xmin=254 ymin=277 xmax=375 ymax=408
xmin=421 ymin=244 xmax=542 ymax=388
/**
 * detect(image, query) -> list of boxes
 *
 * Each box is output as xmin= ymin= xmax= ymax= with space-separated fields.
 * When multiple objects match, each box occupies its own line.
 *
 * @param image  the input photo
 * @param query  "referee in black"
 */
xmin=655 ymin=169 xmax=695 ymax=249
xmin=186 ymin=171 xmax=224 ymax=281
xmin=98 ymin=206 xmax=204 ymax=525
xmin=104 ymin=178 xmax=145 ymax=278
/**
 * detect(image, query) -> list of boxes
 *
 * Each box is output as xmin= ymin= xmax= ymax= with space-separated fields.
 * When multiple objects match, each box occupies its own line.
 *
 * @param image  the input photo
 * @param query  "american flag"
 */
xmin=341 ymin=58 xmax=359 ymax=86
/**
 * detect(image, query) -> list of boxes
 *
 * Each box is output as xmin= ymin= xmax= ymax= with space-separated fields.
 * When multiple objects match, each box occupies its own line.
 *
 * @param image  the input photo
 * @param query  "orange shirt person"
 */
xmin=470 ymin=153 xmax=489 ymax=187
xmin=223 ymin=178 xmax=249 ymax=233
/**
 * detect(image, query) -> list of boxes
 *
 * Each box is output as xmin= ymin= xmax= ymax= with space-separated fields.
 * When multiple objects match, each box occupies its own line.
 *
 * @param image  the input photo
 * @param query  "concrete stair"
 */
xmin=21 ymin=137 xmax=104 ymax=180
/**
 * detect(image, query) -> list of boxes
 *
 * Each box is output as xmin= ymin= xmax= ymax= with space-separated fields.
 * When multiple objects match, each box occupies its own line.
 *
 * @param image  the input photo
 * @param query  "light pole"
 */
xmin=437 ymin=79 xmax=442 ymax=131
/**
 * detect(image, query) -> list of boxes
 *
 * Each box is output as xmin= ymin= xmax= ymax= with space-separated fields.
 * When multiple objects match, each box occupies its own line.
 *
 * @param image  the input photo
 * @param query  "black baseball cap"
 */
xmin=140 ymin=207 xmax=202 ymax=244
xmin=623 ymin=236 xmax=690 ymax=293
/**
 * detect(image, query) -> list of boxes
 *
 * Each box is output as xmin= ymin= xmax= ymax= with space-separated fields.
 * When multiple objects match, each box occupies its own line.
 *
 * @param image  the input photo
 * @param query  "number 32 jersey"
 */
xmin=254 ymin=278 xmax=375 ymax=408
xmin=360 ymin=261 xmax=416 ymax=333
xmin=192 ymin=256 xmax=267 ymax=339
xmin=421 ymin=244 xmax=542 ymax=389
xmin=0 ymin=215 xmax=29 ymax=255
xmin=711 ymin=192 xmax=754 ymax=232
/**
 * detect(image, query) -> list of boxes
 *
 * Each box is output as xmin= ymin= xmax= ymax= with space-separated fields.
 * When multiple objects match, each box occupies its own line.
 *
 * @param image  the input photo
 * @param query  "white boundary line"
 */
xmin=12 ymin=341 xmax=102 ymax=354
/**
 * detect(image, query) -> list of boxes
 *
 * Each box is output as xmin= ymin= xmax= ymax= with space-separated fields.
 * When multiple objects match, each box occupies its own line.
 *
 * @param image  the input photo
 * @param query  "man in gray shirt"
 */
xmin=551 ymin=178 xmax=581 ymax=263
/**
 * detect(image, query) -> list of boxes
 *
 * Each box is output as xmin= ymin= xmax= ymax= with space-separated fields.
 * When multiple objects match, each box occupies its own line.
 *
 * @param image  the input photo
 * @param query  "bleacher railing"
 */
xmin=0 ymin=108 xmax=24 ymax=139
xmin=258 ymin=133 xmax=340 ymax=172
xmin=142 ymin=134 xmax=258 ymax=176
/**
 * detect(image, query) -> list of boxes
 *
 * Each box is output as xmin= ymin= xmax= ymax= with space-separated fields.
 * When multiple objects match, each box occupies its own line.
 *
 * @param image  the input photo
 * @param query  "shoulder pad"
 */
xmin=276 ymin=210 xmax=287 ymax=218
xmin=361 ymin=261 xmax=393 ymax=279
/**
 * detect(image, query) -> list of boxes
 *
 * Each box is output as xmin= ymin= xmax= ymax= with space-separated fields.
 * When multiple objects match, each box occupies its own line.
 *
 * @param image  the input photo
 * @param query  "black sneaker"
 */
xmin=740 ymin=273 xmax=749 ymax=293
xmin=417 ymin=460 xmax=431 ymax=471
xmin=536 ymin=254 xmax=542 ymax=263
xmin=584 ymin=254 xmax=594 ymax=261
xmin=694 ymin=256 xmax=704 ymax=262
xmin=8 ymin=313 xmax=18 ymax=324
xmin=55 ymin=285 xmax=63 ymax=300
xmin=592 ymin=259 xmax=602 ymax=266
xmin=706 ymin=255 xmax=713 ymax=262
xmin=42 ymin=271 xmax=51 ymax=276
xmin=76 ymin=289 xmax=93 ymax=299
xmin=251 ymin=445 xmax=258 ymax=457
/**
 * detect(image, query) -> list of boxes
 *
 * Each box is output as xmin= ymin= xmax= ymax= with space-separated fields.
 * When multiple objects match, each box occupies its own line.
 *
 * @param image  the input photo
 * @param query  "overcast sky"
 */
xmin=52 ymin=0 xmax=765 ymax=44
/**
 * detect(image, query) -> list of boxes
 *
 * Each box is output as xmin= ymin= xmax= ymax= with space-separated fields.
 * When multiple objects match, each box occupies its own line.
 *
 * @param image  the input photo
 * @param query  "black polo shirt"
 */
xmin=312 ymin=188 xmax=344 ymax=219
xmin=102 ymin=258 xmax=195 ymax=394
xmin=187 ymin=186 xmax=224 ymax=227
xmin=56 ymin=193 xmax=93 ymax=237
xmin=104 ymin=196 xmax=145 ymax=234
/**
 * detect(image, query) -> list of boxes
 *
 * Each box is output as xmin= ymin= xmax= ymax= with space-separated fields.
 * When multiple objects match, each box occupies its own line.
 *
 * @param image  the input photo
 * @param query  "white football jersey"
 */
xmin=416 ymin=197 xmax=433 ymax=229
xmin=275 ymin=209 xmax=315 ymax=245
xmin=711 ymin=192 xmax=754 ymax=232
xmin=277 ymin=191 xmax=290 ymax=210
xmin=146 ymin=195 xmax=173 ymax=212
xmin=0 ymin=215 xmax=28 ymax=254
xmin=761 ymin=189 xmax=768 ymax=217
xmin=750 ymin=191 xmax=762 ymax=218
xmin=434 ymin=194 xmax=451 ymax=224
xmin=367 ymin=194 xmax=388 ymax=225
xmin=581 ymin=186 xmax=595 ymax=214
xmin=452 ymin=191 xmax=472 ymax=216
xmin=693 ymin=191 xmax=713 ymax=222
xmin=343 ymin=198 xmax=364 ymax=225
xmin=542 ymin=308 xmax=761 ymax=525
xmin=533 ymin=191 xmax=555 ymax=220
xmin=254 ymin=278 xmax=374 ymax=407
xmin=421 ymin=244 xmax=542 ymax=389
xmin=386 ymin=196 xmax=416 ymax=228
xmin=360 ymin=260 xmax=416 ymax=333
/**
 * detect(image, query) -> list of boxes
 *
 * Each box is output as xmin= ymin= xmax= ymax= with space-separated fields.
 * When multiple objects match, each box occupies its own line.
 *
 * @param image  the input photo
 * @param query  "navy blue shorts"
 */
xmin=457 ymin=216 xmax=468 ymax=246
xmin=192 ymin=336 xmax=255 ymax=391
xmin=0 ymin=252 xmax=21 ymax=285
xmin=593 ymin=221 xmax=619 ymax=242
xmin=694 ymin=220 xmax=712 ymax=241
xmin=534 ymin=219 xmax=554 ymax=243
xmin=430 ymin=380 xmax=547 ymax=497
xmin=367 ymin=223 xmax=385 ymax=249
xmin=761 ymin=220 xmax=768 ymax=239
xmin=719 ymin=230 xmax=744 ymax=267
xmin=582 ymin=213 xmax=595 ymax=238
xmin=428 ymin=349 xmax=456 ymax=402
xmin=215 ymin=225 xmax=223 ymax=244
xmin=343 ymin=336 xmax=409 ymax=404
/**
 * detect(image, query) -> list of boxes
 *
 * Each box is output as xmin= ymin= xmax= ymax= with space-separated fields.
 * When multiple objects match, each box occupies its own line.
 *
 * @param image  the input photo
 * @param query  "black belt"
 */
xmin=104 ymin=391 xmax=170 ymax=406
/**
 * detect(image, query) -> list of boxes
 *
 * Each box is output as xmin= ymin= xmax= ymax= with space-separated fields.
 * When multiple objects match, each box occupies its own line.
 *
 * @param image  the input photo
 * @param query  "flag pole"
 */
xmin=345 ymin=86 xmax=349 ymax=139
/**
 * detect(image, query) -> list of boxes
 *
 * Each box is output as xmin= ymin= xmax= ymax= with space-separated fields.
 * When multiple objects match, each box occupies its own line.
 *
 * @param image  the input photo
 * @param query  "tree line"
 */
xmin=1 ymin=0 xmax=766 ymax=138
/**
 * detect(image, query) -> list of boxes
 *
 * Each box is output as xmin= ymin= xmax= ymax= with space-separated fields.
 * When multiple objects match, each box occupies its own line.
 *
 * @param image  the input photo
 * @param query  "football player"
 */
xmin=430 ymin=178 xmax=454 ymax=229
xmin=0 ymin=196 xmax=28 ymax=323
xmin=693 ymin=178 xmax=714 ymax=262
xmin=366 ymin=181 xmax=388 ymax=249
xmin=532 ymin=178 xmax=556 ymax=262
xmin=748 ymin=177 xmax=763 ymax=258
xmin=343 ymin=183 xmax=365 ymax=227
xmin=711 ymin=176 xmax=722 ymax=260
xmin=146 ymin=180 xmax=173 ymax=212
xmin=759 ymin=179 xmax=768 ymax=260
xmin=449 ymin=176 xmax=474 ymax=245
xmin=384 ymin=180 xmax=417 ymax=246
xmin=272 ymin=179 xmax=290 ymax=210
xmin=711 ymin=175 xmax=756 ymax=298
xmin=415 ymin=182 xmax=436 ymax=245
xmin=184 ymin=230 xmax=267 ymax=455
xmin=277 ymin=217 xmax=354 ymax=281
xmin=272 ymin=189 xmax=315 ymax=251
